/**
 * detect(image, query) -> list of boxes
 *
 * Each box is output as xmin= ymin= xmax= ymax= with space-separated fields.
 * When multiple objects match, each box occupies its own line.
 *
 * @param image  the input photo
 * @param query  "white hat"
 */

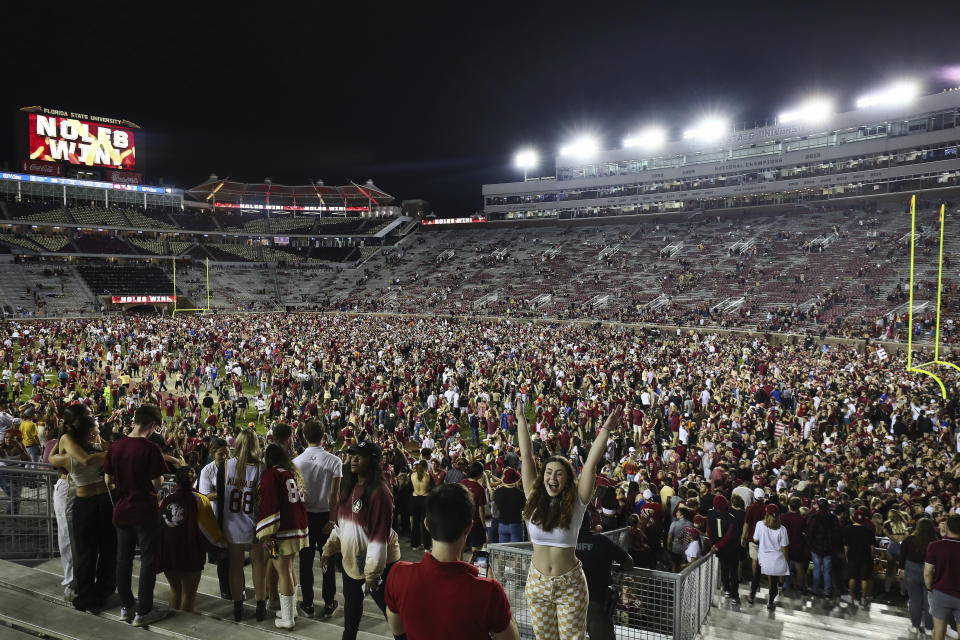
xmin=642 ymin=489 xmax=653 ymax=500
xmin=628 ymin=446 xmax=636 ymax=453
xmin=754 ymin=488 xmax=765 ymax=500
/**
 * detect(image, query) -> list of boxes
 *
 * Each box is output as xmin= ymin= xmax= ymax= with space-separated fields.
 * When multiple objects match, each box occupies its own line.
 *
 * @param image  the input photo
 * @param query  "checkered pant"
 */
xmin=525 ymin=560 xmax=589 ymax=640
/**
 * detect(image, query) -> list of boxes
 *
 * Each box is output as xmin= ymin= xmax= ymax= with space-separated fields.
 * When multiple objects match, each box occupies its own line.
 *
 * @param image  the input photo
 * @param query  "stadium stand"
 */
xmin=10 ymin=206 xmax=74 ymax=224
xmin=0 ymin=264 xmax=95 ymax=316
xmin=185 ymin=244 xmax=246 ymax=261
xmin=75 ymin=264 xmax=174 ymax=296
xmin=168 ymin=210 xmax=219 ymax=231
xmin=123 ymin=208 xmax=179 ymax=230
xmin=3 ymin=194 xmax=955 ymax=342
xmin=269 ymin=200 xmax=947 ymax=341
xmin=214 ymin=244 xmax=261 ymax=262
xmin=127 ymin=238 xmax=194 ymax=256
xmin=235 ymin=218 xmax=271 ymax=234
xmin=216 ymin=211 xmax=265 ymax=230
xmin=313 ymin=217 xmax=373 ymax=234
xmin=128 ymin=238 xmax=164 ymax=256
xmin=65 ymin=235 xmax=137 ymax=255
xmin=67 ymin=206 xmax=130 ymax=227
xmin=267 ymin=215 xmax=315 ymax=234
xmin=28 ymin=234 xmax=72 ymax=252
xmin=0 ymin=233 xmax=44 ymax=253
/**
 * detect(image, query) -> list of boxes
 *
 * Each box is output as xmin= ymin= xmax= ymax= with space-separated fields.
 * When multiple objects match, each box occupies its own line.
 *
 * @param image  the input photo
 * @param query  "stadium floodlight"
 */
xmin=855 ymin=80 xmax=920 ymax=109
xmin=623 ymin=127 xmax=667 ymax=149
xmin=560 ymin=135 xmax=599 ymax=160
xmin=514 ymin=148 xmax=539 ymax=181
xmin=778 ymin=98 xmax=833 ymax=124
xmin=682 ymin=117 xmax=728 ymax=142
xmin=514 ymin=148 xmax=539 ymax=169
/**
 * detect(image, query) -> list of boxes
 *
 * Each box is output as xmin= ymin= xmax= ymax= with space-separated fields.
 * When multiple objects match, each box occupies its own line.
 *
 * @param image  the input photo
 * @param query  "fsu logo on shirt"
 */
xmin=162 ymin=503 xmax=185 ymax=528
xmin=353 ymin=498 xmax=363 ymax=514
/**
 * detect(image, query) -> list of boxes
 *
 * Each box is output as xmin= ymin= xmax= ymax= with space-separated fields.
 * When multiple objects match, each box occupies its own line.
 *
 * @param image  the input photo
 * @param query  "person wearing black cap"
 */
xmin=320 ymin=439 xmax=400 ymax=640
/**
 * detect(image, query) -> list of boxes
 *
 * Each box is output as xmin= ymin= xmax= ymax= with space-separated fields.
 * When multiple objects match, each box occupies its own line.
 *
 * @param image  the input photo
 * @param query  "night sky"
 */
xmin=4 ymin=2 xmax=960 ymax=215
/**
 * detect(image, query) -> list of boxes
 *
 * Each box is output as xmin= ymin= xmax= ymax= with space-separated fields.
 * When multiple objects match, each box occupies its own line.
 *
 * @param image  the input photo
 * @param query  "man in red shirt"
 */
xmin=103 ymin=404 xmax=169 ymax=627
xmin=164 ymin=396 xmax=175 ymax=424
xmin=925 ymin=514 xmax=960 ymax=640
xmin=385 ymin=483 xmax=518 ymax=640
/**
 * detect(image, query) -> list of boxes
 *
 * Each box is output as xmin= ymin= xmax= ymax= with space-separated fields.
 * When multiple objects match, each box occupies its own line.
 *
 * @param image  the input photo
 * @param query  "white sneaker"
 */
xmin=840 ymin=594 xmax=853 ymax=604
xmin=945 ymin=626 xmax=958 ymax=640
xmin=63 ymin=586 xmax=78 ymax=601
xmin=132 ymin=605 xmax=170 ymax=627
xmin=120 ymin=607 xmax=135 ymax=622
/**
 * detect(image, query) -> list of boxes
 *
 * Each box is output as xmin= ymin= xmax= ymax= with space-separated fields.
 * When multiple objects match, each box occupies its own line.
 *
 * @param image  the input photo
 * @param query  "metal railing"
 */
xmin=488 ymin=529 xmax=715 ymax=640
xmin=0 ymin=461 xmax=60 ymax=560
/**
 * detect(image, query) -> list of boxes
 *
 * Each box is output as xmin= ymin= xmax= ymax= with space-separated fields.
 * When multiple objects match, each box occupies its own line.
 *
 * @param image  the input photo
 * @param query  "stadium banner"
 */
xmin=0 ymin=171 xmax=171 ymax=194
xmin=28 ymin=113 xmax=136 ymax=170
xmin=421 ymin=216 xmax=486 ymax=225
xmin=21 ymin=159 xmax=62 ymax=176
xmin=111 ymin=295 xmax=176 ymax=304
xmin=107 ymin=170 xmax=142 ymax=184
xmin=212 ymin=202 xmax=369 ymax=213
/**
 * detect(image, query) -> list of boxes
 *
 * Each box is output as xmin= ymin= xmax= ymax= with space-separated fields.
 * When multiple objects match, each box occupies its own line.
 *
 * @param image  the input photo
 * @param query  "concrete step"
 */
xmin=0 ymin=558 xmax=389 ymax=640
xmin=0 ymin=622 xmax=45 ymax=640
xmin=0 ymin=585 xmax=149 ymax=639
xmin=701 ymin=587 xmax=918 ymax=640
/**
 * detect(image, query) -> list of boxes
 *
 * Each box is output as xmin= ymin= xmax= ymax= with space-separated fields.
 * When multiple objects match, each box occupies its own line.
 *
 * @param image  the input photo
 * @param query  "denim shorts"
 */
xmin=929 ymin=589 xmax=960 ymax=624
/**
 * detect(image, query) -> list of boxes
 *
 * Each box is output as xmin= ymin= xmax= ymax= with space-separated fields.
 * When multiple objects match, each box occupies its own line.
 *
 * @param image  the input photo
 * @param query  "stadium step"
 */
xmin=0 ymin=622 xmax=45 ymax=640
xmin=0 ymin=559 xmax=390 ymax=640
xmin=701 ymin=588 xmax=918 ymax=640
xmin=0 ymin=556 xmax=924 ymax=640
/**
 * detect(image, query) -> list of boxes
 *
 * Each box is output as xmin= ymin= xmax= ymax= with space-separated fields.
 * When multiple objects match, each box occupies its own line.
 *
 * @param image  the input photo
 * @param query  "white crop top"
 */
xmin=525 ymin=496 xmax=588 ymax=548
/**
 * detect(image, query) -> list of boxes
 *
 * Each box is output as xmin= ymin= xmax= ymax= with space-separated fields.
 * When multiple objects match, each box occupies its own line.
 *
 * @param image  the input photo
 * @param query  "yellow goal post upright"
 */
xmin=171 ymin=256 xmax=211 ymax=317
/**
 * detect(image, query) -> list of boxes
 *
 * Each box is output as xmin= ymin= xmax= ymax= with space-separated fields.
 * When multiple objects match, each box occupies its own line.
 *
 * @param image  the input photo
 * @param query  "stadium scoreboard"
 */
xmin=17 ymin=106 xmax=142 ymax=182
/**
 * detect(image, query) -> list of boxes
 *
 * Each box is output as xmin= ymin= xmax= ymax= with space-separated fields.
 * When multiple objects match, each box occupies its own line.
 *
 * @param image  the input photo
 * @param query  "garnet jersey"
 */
xmin=222 ymin=459 xmax=263 ymax=544
xmin=256 ymin=466 xmax=309 ymax=546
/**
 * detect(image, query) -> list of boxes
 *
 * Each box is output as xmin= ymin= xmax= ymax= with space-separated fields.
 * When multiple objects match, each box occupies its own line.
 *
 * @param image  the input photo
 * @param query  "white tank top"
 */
xmin=222 ymin=458 xmax=262 ymax=544
xmin=525 ymin=496 xmax=588 ymax=548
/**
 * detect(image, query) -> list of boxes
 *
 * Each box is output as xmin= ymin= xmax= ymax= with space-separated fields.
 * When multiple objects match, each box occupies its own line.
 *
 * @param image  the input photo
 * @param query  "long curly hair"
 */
xmin=522 ymin=455 xmax=579 ymax=532
xmin=340 ymin=451 xmax=385 ymax=510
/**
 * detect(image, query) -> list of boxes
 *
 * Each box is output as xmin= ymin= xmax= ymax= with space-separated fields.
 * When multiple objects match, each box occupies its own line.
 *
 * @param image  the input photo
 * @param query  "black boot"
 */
xmin=233 ymin=601 xmax=243 ymax=621
xmin=256 ymin=600 xmax=266 ymax=621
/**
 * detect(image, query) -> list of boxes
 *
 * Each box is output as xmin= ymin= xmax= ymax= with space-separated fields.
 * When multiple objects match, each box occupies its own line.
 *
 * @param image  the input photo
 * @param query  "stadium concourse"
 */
xmin=0 ymin=307 xmax=958 ymax=640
